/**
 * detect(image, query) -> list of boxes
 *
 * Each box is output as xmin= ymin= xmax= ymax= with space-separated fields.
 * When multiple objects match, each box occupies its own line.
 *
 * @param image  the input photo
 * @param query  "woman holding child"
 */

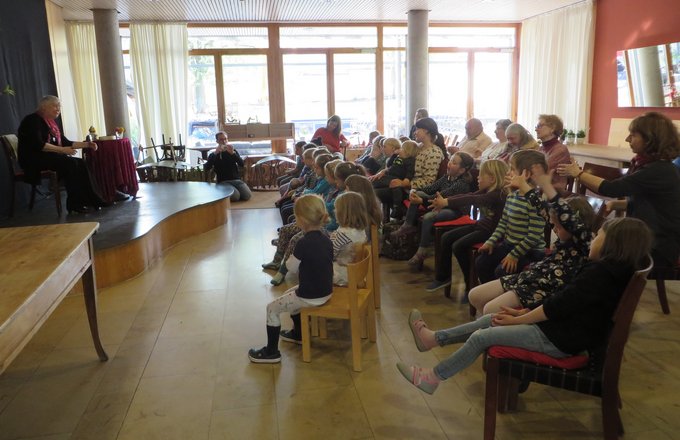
xmin=374 ymin=117 xmax=445 ymax=220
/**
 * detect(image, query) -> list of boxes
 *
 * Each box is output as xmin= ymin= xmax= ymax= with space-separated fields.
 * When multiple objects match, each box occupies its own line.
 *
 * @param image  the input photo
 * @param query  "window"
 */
xmin=187 ymin=55 xmax=218 ymax=149
xmin=222 ymin=55 xmax=270 ymax=124
xmin=383 ymin=27 xmax=408 ymax=48
xmin=473 ymin=52 xmax=513 ymax=136
xmin=383 ymin=50 xmax=407 ymax=137
xmin=334 ymin=53 xmax=376 ymax=144
xmin=280 ymin=26 xmax=377 ymax=49
xmin=187 ymin=27 xmax=268 ymax=49
xmin=283 ymin=54 xmax=328 ymax=141
xmin=428 ymin=27 xmax=515 ymax=48
xmin=429 ymin=53 xmax=468 ymax=139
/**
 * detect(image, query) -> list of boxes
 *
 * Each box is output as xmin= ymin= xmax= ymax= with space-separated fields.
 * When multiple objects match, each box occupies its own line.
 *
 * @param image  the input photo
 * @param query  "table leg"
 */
xmin=82 ymin=240 xmax=109 ymax=362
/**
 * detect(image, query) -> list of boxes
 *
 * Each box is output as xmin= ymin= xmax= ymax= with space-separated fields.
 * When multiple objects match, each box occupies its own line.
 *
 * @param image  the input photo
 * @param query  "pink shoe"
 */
xmin=396 ymin=363 xmax=440 ymax=394
xmin=408 ymin=309 xmax=437 ymax=352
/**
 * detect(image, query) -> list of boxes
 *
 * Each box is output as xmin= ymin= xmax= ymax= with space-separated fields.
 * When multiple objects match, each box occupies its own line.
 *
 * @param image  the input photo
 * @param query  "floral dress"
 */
xmin=500 ymin=189 xmax=592 ymax=308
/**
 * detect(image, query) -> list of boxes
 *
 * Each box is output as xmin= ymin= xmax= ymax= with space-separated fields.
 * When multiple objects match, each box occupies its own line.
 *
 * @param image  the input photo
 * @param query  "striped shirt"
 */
xmin=331 ymin=227 xmax=367 ymax=286
xmin=485 ymin=190 xmax=546 ymax=259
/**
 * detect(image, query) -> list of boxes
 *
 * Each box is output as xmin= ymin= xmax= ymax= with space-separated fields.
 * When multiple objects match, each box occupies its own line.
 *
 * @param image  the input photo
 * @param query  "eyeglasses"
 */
xmin=535 ymin=123 xmax=546 ymax=130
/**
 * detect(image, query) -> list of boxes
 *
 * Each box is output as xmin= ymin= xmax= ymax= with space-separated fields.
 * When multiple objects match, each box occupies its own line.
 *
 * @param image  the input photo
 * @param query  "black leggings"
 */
xmin=436 ymin=226 xmax=489 ymax=292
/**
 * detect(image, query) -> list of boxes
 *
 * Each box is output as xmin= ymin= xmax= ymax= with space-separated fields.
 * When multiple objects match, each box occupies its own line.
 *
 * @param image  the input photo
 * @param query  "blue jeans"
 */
xmin=418 ymin=209 xmax=461 ymax=248
xmin=433 ymin=314 xmax=568 ymax=380
xmin=220 ymin=179 xmax=252 ymax=202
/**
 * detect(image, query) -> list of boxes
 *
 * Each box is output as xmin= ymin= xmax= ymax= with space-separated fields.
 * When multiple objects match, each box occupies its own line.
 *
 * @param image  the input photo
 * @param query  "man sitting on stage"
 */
xmin=203 ymin=131 xmax=252 ymax=202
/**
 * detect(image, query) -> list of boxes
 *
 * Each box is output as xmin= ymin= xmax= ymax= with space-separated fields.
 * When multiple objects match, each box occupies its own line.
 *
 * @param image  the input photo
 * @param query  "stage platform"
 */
xmin=0 ymin=182 xmax=233 ymax=288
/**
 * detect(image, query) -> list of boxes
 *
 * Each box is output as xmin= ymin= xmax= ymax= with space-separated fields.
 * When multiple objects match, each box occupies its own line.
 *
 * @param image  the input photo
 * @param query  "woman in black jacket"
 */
xmin=18 ymin=95 xmax=104 ymax=214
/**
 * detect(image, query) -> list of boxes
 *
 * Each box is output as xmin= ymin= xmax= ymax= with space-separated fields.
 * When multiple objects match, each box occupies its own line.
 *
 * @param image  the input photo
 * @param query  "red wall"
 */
xmin=590 ymin=0 xmax=680 ymax=144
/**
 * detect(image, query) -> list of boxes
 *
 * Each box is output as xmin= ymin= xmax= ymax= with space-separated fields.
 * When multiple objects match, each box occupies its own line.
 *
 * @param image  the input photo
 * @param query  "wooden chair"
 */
xmin=370 ymin=223 xmax=381 ymax=308
xmin=482 ymin=257 xmax=654 ymax=440
xmin=1 ymin=135 xmax=62 ymax=217
xmin=576 ymin=162 xmax=626 ymax=196
xmin=300 ymin=244 xmax=376 ymax=372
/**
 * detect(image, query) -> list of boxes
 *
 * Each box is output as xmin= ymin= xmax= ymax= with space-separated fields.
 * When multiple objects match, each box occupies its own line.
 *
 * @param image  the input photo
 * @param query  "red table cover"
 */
xmin=85 ymin=138 xmax=139 ymax=203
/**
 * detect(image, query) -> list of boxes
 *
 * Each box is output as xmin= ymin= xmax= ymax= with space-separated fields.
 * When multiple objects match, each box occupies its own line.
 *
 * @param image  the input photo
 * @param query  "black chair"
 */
xmin=483 ymin=257 xmax=654 ymax=440
xmin=1 ymin=134 xmax=62 ymax=217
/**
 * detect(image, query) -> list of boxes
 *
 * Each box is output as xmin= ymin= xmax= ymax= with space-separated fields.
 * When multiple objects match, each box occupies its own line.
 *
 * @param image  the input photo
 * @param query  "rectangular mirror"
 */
xmin=617 ymin=42 xmax=680 ymax=107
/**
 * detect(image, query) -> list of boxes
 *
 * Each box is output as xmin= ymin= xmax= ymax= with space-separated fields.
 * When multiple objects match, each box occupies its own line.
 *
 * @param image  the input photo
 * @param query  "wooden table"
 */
xmin=0 ymin=223 xmax=108 ymax=374
xmin=85 ymin=138 xmax=139 ymax=203
xmin=187 ymin=145 xmax=215 ymax=161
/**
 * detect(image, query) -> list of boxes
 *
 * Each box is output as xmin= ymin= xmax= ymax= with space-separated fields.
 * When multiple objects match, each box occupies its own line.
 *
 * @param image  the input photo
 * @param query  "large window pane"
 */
xmin=429 ymin=53 xmax=468 ymax=139
xmin=473 ymin=52 xmax=513 ymax=136
xmin=383 ymin=27 xmax=408 ymax=48
xmin=383 ymin=50 xmax=407 ymax=137
xmin=188 ymin=27 xmax=268 ymax=49
xmin=334 ymin=53 xmax=376 ymax=144
xmin=222 ymin=55 xmax=270 ymax=124
xmin=429 ymin=27 xmax=515 ymax=48
xmin=187 ymin=55 xmax=218 ymax=153
xmin=280 ymin=27 xmax=377 ymax=48
xmin=283 ymin=54 xmax=327 ymax=141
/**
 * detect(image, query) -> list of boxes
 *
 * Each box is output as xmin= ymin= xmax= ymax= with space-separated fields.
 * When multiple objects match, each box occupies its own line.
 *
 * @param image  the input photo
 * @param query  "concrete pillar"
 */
xmin=92 ymin=9 xmax=130 ymax=136
xmin=634 ymin=46 xmax=665 ymax=107
xmin=406 ymin=10 xmax=429 ymax=130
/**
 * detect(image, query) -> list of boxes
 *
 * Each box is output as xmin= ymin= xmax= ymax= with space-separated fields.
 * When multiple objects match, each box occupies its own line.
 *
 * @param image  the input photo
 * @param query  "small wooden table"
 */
xmin=0 ymin=223 xmax=108 ymax=375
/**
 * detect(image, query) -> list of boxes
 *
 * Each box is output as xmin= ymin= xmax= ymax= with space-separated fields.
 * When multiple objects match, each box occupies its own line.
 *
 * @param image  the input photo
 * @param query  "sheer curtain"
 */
xmin=517 ymin=1 xmax=595 ymax=138
xmin=64 ymin=22 xmax=106 ymax=138
xmin=130 ymin=23 xmax=187 ymax=152
xmin=45 ymin=1 xmax=80 ymax=137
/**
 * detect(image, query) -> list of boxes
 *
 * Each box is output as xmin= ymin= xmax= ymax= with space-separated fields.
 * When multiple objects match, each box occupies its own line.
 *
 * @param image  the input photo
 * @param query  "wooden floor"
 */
xmin=0 ymin=208 xmax=679 ymax=440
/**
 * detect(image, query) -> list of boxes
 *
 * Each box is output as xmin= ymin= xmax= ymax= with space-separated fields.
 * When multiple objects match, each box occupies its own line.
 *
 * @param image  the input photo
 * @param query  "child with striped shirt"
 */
xmin=474 ymin=150 xmax=547 ymax=283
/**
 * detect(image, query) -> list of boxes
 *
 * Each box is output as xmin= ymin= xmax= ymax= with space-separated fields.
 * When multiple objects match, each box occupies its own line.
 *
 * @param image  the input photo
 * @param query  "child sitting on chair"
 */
xmin=469 ymin=167 xmax=594 ymax=315
xmin=397 ymin=217 xmax=652 ymax=394
xmin=474 ymin=150 xmax=547 ymax=283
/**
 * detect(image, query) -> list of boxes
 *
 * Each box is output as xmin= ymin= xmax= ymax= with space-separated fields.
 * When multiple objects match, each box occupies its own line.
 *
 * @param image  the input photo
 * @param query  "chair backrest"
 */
xmin=585 ymin=195 xmax=608 ymax=233
xmin=346 ymin=244 xmax=373 ymax=312
xmin=601 ymin=256 xmax=654 ymax=381
xmin=369 ymin=223 xmax=381 ymax=307
xmin=0 ymin=135 xmax=18 ymax=175
xmin=577 ymin=162 xmax=625 ymax=195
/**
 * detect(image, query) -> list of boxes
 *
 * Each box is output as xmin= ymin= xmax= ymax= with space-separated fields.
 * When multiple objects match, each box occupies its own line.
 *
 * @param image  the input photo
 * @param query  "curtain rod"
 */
xmin=522 ymin=0 xmax=592 ymax=22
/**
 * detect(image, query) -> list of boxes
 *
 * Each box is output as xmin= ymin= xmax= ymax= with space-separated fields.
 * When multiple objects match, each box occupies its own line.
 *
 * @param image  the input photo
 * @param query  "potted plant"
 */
xmin=566 ymin=129 xmax=576 ymax=145
xmin=576 ymin=129 xmax=586 ymax=144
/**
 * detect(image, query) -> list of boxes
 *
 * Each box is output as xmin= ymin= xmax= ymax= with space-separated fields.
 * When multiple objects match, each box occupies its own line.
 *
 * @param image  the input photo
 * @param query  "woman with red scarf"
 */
xmin=558 ymin=112 xmax=680 ymax=268
xmin=18 ymin=95 xmax=105 ymax=214
xmin=312 ymin=115 xmax=349 ymax=154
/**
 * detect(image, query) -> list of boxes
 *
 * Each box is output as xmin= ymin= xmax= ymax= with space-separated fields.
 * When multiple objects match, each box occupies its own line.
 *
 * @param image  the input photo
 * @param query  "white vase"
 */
xmin=576 ymin=137 xmax=585 ymax=144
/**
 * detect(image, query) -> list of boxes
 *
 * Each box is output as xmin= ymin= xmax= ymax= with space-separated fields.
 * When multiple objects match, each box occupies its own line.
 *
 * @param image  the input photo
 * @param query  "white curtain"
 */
xmin=517 ymin=1 xmax=595 ymax=139
xmin=45 ymin=1 xmax=81 ymax=137
xmin=130 ymin=23 xmax=188 ymax=151
xmin=64 ymin=22 xmax=106 ymax=138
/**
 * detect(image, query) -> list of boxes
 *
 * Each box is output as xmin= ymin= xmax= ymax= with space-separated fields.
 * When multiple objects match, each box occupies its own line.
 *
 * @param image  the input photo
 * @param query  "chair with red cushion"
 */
xmin=482 ymin=257 xmax=654 ymax=440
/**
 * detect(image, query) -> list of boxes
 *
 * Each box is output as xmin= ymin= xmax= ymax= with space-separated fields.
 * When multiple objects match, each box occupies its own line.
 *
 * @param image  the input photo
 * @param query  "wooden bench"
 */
xmin=0 ymin=223 xmax=108 ymax=374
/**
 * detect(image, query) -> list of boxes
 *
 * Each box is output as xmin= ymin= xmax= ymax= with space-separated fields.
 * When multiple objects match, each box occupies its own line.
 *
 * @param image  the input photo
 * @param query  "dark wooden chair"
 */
xmin=1 ymin=134 xmax=62 ymax=216
xmin=482 ymin=257 xmax=654 ymax=440
xmin=576 ymin=162 xmax=626 ymax=196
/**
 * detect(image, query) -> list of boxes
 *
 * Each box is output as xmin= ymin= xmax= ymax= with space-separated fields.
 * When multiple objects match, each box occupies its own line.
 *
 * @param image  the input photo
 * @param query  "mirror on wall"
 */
xmin=617 ymin=42 xmax=680 ymax=107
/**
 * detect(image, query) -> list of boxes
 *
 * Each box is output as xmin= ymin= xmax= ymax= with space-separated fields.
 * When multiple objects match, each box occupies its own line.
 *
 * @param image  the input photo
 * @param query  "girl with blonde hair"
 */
xmin=426 ymin=159 xmax=509 ymax=295
xmin=249 ymin=194 xmax=333 ymax=363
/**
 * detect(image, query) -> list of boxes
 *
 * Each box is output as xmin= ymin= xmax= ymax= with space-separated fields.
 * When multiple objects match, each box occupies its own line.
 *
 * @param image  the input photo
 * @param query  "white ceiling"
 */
xmin=51 ymin=0 xmax=584 ymax=23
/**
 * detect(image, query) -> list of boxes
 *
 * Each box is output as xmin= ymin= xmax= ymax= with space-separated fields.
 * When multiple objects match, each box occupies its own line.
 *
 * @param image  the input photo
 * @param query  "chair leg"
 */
xmin=444 ymin=285 xmax=451 ymax=298
xmin=318 ymin=318 xmax=328 ymax=339
xmin=484 ymin=356 xmax=500 ymax=440
xmin=311 ymin=316 xmax=319 ymax=337
xmin=29 ymin=184 xmax=37 ymax=210
xmin=50 ymin=173 xmax=62 ymax=216
xmin=367 ymin=301 xmax=377 ymax=343
xmin=602 ymin=390 xmax=622 ymax=440
xmin=350 ymin=315 xmax=362 ymax=372
xmin=655 ymin=275 xmax=671 ymax=315
xmin=301 ymin=312 xmax=311 ymax=363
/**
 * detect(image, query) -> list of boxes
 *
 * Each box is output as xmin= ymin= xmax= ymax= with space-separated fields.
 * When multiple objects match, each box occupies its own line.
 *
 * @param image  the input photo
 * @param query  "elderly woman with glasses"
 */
xmin=534 ymin=114 xmax=572 ymax=191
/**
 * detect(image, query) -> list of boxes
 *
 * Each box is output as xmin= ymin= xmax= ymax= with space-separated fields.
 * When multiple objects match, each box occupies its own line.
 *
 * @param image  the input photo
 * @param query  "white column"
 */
xmin=634 ymin=46 xmax=665 ymax=107
xmin=92 ymin=9 xmax=130 ymax=136
xmin=406 ymin=10 xmax=429 ymax=130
